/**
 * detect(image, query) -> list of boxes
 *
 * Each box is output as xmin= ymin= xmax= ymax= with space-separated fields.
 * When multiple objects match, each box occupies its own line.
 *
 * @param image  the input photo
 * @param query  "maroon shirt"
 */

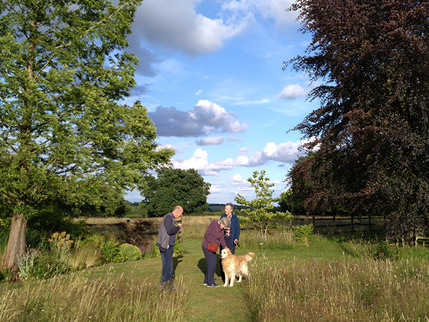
xmin=202 ymin=220 xmax=227 ymax=250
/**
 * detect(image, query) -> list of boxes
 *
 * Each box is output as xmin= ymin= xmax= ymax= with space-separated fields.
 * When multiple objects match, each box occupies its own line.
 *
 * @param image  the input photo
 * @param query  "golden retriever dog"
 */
xmin=221 ymin=248 xmax=255 ymax=287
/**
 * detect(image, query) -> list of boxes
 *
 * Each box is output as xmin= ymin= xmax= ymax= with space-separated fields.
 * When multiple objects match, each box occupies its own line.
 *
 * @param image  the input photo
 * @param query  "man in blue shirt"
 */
xmin=219 ymin=203 xmax=240 ymax=281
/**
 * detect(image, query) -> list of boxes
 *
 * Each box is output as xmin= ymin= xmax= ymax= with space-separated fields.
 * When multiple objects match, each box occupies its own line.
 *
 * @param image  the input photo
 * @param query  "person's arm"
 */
xmin=219 ymin=230 xmax=227 ymax=248
xmin=233 ymin=215 xmax=240 ymax=244
xmin=204 ymin=221 xmax=217 ymax=244
xmin=164 ymin=214 xmax=180 ymax=235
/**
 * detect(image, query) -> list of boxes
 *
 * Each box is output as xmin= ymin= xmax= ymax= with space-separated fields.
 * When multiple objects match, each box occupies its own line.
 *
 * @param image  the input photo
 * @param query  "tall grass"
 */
xmin=243 ymin=257 xmax=429 ymax=321
xmin=0 ymin=274 xmax=188 ymax=321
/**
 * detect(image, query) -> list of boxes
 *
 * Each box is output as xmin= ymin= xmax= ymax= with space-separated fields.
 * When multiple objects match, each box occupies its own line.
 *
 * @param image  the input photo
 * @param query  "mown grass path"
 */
xmin=85 ymin=237 xmax=345 ymax=321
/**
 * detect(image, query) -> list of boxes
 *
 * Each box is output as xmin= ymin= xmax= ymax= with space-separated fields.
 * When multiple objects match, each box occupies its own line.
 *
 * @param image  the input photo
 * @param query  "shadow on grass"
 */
xmin=197 ymin=255 xmax=222 ymax=281
xmin=173 ymin=254 xmax=183 ymax=277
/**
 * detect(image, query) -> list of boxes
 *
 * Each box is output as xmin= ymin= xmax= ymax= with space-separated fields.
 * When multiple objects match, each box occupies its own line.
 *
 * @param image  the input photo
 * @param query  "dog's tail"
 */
xmin=245 ymin=252 xmax=255 ymax=262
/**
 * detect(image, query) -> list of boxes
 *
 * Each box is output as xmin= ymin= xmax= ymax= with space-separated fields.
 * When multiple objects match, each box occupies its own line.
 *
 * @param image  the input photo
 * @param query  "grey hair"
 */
xmin=225 ymin=203 xmax=234 ymax=210
xmin=220 ymin=217 xmax=231 ymax=228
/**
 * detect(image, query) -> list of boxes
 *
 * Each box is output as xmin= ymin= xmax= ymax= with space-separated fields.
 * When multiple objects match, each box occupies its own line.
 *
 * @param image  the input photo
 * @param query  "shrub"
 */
xmin=294 ymin=224 xmax=313 ymax=245
xmin=119 ymin=243 xmax=142 ymax=261
xmin=374 ymin=240 xmax=398 ymax=260
xmin=81 ymin=234 xmax=121 ymax=263
xmin=17 ymin=246 xmax=40 ymax=281
xmin=29 ymin=251 xmax=71 ymax=279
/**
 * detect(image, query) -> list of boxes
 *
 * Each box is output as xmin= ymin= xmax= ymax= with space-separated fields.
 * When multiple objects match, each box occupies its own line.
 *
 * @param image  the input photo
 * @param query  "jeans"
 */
xmin=203 ymin=246 xmax=217 ymax=285
xmin=160 ymin=245 xmax=174 ymax=285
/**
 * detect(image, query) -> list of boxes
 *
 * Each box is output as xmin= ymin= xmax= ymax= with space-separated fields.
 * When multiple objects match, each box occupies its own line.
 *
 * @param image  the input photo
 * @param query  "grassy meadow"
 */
xmin=0 ymin=216 xmax=428 ymax=321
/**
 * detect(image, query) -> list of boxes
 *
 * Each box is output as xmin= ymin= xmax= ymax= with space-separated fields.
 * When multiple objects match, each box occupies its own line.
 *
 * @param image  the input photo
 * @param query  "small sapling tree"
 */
xmin=234 ymin=170 xmax=292 ymax=240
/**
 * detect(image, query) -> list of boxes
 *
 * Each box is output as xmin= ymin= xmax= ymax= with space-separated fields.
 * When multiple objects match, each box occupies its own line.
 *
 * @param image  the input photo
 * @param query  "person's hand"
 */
xmin=178 ymin=224 xmax=182 ymax=229
xmin=234 ymin=239 xmax=238 ymax=245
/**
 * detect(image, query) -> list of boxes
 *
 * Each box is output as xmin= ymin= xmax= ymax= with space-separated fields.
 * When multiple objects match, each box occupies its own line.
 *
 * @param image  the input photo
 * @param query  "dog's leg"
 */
xmin=229 ymin=273 xmax=235 ymax=286
xmin=223 ymin=274 xmax=229 ymax=287
xmin=237 ymin=274 xmax=242 ymax=283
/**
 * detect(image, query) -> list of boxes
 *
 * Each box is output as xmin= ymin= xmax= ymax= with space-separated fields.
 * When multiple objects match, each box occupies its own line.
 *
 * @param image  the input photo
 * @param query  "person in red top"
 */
xmin=201 ymin=217 xmax=231 ymax=287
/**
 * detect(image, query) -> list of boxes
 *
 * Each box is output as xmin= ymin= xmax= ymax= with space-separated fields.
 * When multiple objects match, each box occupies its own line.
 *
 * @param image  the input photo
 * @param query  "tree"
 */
xmin=142 ymin=167 xmax=211 ymax=217
xmin=0 ymin=0 xmax=174 ymax=278
xmin=286 ymin=0 xmax=428 ymax=242
xmin=235 ymin=171 xmax=292 ymax=240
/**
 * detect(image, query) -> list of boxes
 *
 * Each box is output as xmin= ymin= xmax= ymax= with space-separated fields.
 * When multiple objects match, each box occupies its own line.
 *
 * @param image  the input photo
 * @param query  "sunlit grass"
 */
xmin=0 ymin=274 xmax=188 ymax=321
xmin=243 ymin=256 xmax=429 ymax=321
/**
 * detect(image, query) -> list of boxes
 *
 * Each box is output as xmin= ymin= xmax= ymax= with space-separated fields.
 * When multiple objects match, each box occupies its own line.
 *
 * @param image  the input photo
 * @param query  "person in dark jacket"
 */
xmin=156 ymin=205 xmax=183 ymax=291
xmin=219 ymin=203 xmax=240 ymax=281
xmin=201 ymin=216 xmax=231 ymax=287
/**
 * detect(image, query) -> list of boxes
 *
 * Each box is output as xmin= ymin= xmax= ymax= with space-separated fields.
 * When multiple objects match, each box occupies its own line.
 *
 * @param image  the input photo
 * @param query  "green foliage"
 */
xmin=142 ymin=167 xmax=210 ymax=217
xmin=0 ymin=0 xmax=174 ymax=272
xmin=286 ymin=0 xmax=429 ymax=243
xmin=294 ymin=224 xmax=313 ymax=245
xmin=17 ymin=247 xmax=40 ymax=281
xmin=145 ymin=239 xmax=161 ymax=259
xmin=235 ymin=171 xmax=292 ymax=239
xmin=0 ymin=268 xmax=10 ymax=282
xmin=373 ymin=241 xmax=398 ymax=260
xmin=81 ymin=234 xmax=122 ymax=263
xmin=119 ymin=243 xmax=142 ymax=261
xmin=145 ymin=239 xmax=182 ymax=258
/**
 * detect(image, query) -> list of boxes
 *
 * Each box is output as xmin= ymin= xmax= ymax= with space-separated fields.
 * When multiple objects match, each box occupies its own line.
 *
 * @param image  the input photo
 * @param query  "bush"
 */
xmin=119 ymin=243 xmax=142 ymax=261
xmin=29 ymin=251 xmax=71 ymax=279
xmin=294 ymin=224 xmax=313 ymax=245
xmin=81 ymin=234 xmax=121 ymax=263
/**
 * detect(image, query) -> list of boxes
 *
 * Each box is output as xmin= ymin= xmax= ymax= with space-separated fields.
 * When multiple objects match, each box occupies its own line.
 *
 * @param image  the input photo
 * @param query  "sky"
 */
xmin=123 ymin=0 xmax=319 ymax=204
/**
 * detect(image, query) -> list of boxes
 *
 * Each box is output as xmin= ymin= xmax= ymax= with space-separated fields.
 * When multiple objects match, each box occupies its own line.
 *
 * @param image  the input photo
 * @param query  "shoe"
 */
xmin=207 ymin=283 xmax=220 ymax=287
xmin=203 ymin=282 xmax=207 ymax=285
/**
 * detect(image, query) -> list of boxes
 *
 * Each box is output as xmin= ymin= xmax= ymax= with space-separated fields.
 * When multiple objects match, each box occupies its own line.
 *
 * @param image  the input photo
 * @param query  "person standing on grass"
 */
xmin=219 ymin=203 xmax=240 ymax=281
xmin=202 ymin=216 xmax=230 ymax=287
xmin=156 ymin=205 xmax=183 ymax=291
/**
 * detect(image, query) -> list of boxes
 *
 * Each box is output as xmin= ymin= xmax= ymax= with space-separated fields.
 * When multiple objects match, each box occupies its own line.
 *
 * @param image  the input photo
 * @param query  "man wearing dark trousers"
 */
xmin=156 ymin=205 xmax=183 ymax=291
xmin=219 ymin=203 xmax=240 ymax=281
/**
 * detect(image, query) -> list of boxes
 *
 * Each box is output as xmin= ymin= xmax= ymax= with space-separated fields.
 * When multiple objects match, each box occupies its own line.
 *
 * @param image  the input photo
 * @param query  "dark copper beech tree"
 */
xmin=286 ymin=0 xmax=428 ymax=242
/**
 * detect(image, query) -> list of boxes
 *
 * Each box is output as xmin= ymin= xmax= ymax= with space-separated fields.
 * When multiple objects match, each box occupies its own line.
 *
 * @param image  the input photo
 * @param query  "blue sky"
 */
xmin=124 ymin=0 xmax=318 ymax=204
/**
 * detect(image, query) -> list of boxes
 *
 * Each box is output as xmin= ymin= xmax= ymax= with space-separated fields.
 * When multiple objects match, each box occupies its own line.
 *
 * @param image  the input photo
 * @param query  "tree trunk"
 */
xmin=2 ymin=213 xmax=27 ymax=280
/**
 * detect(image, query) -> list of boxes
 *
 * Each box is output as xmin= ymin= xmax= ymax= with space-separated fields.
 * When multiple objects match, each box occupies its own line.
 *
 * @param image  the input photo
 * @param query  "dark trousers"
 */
xmin=160 ymin=245 xmax=174 ymax=285
xmin=219 ymin=236 xmax=235 ymax=280
xmin=203 ymin=246 xmax=217 ymax=285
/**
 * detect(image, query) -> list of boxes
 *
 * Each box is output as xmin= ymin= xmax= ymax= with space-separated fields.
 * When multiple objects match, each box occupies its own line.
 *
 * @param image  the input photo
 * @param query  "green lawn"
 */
xmin=81 ymin=236 xmax=346 ymax=321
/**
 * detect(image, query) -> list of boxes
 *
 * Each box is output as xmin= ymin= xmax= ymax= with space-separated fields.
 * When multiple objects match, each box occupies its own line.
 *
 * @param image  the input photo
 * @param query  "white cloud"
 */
xmin=133 ymin=0 xmax=251 ymax=56
xmin=172 ymin=140 xmax=307 ymax=176
xmin=149 ymin=100 xmax=248 ymax=137
xmin=231 ymin=173 xmax=245 ymax=184
xmin=222 ymin=0 xmax=298 ymax=28
xmin=279 ymin=84 xmax=307 ymax=99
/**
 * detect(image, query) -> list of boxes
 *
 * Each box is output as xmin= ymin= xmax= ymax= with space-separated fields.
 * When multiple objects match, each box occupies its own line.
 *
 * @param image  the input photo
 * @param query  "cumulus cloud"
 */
xmin=279 ymin=84 xmax=307 ymax=99
xmin=173 ymin=140 xmax=308 ymax=176
xmin=149 ymin=100 xmax=248 ymax=137
xmin=132 ymin=0 xmax=250 ymax=56
xmin=196 ymin=136 xmax=225 ymax=146
xmin=222 ymin=0 xmax=298 ymax=28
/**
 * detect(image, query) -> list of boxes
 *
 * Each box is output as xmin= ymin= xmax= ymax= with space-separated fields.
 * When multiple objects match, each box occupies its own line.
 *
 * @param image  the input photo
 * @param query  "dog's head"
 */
xmin=221 ymin=248 xmax=232 ymax=259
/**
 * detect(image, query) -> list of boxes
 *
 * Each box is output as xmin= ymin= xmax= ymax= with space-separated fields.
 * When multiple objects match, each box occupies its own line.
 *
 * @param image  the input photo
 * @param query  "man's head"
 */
xmin=172 ymin=205 xmax=183 ymax=219
xmin=224 ymin=203 xmax=234 ymax=216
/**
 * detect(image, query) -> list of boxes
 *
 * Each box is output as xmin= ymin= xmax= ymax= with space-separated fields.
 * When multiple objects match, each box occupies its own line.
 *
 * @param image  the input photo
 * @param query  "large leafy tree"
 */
xmin=142 ymin=167 xmax=211 ymax=217
xmin=0 ymin=0 xmax=173 ymax=277
xmin=286 ymin=0 xmax=428 ymax=242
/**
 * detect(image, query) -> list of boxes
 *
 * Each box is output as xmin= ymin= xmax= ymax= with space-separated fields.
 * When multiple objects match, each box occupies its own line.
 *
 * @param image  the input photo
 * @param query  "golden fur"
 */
xmin=220 ymin=248 xmax=255 ymax=287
